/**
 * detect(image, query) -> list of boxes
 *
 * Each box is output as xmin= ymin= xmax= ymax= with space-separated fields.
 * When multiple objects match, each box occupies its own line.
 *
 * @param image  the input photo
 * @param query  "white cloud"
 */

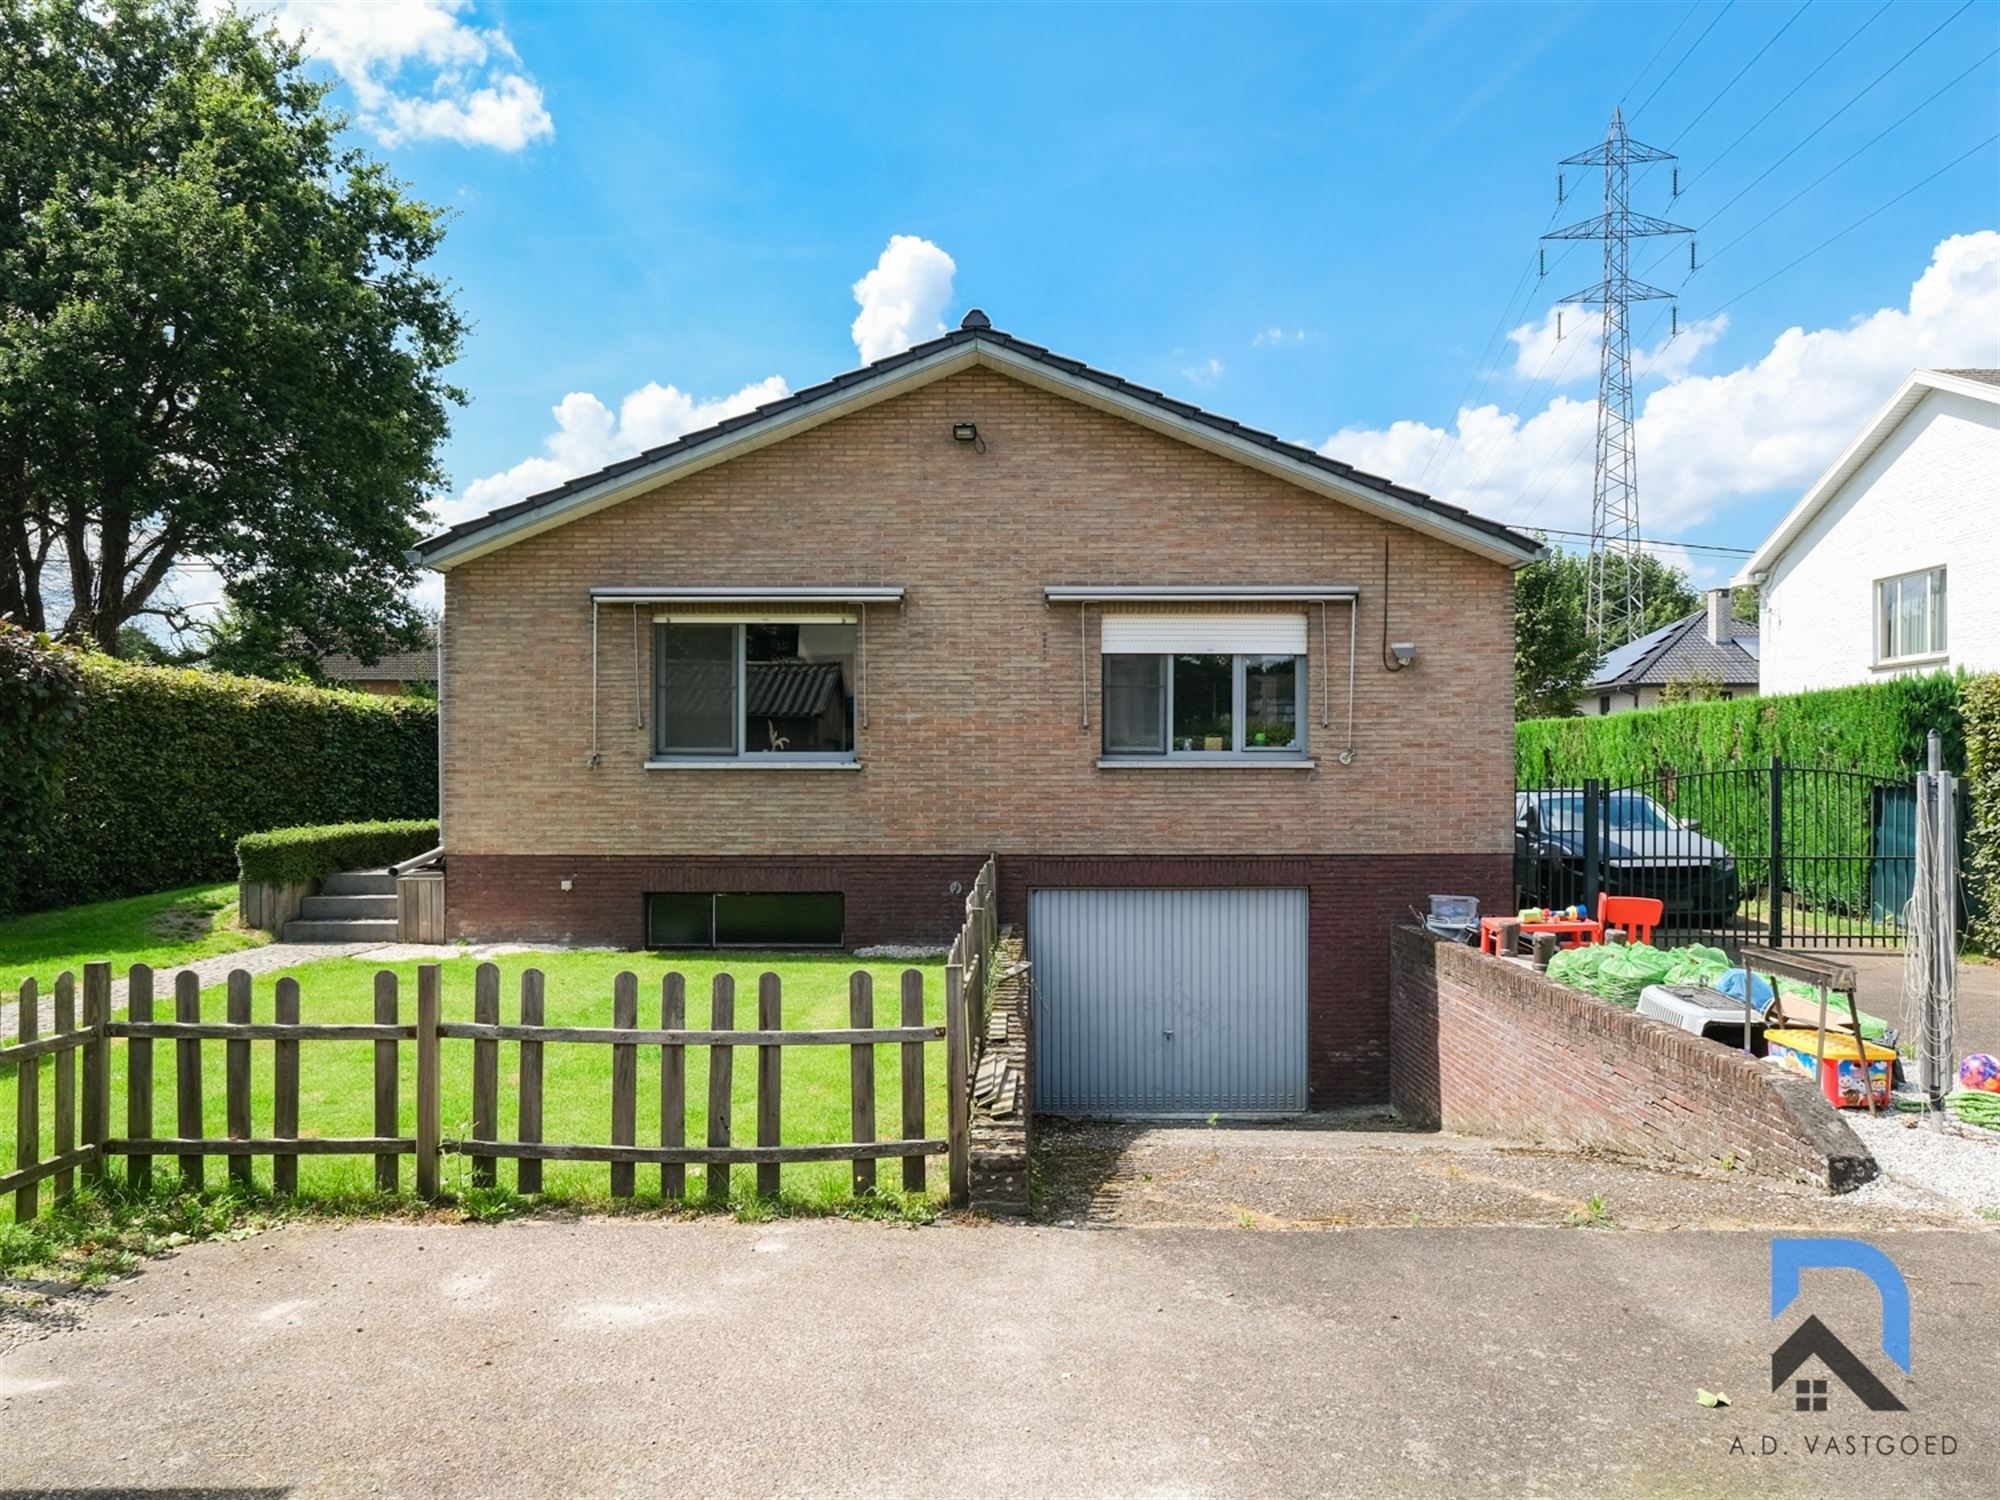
xmin=1252 ymin=327 xmax=1307 ymax=347
xmin=256 ymin=0 xmax=553 ymax=150
xmin=1506 ymin=304 xmax=1729 ymax=385
xmin=850 ymin=236 xmax=956 ymax=363
xmin=1181 ymin=357 xmax=1225 ymax=385
xmin=1326 ymin=231 xmax=2000 ymax=538
xmin=443 ymin=375 xmax=790 ymax=528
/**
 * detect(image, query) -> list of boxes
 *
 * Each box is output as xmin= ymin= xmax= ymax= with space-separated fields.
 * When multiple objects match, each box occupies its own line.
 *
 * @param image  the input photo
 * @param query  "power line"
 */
xmin=1532 ymin=527 xmax=1754 ymax=556
xmin=1622 ymin=3 xmax=1701 ymax=108
xmin=1678 ymin=0 xmax=1974 ymax=235
xmin=1673 ymin=0 xmax=1893 ymax=201
xmin=1695 ymin=46 xmax=1999 ymax=274
xmin=1629 ymin=1 xmax=1738 ymax=125
xmin=1666 ymin=2 xmax=1811 ymax=149
xmin=1698 ymin=131 xmax=2000 ymax=323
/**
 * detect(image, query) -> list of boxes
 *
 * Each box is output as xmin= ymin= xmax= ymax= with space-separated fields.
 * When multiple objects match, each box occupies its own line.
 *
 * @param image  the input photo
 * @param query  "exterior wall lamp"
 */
xmin=951 ymin=422 xmax=986 ymax=452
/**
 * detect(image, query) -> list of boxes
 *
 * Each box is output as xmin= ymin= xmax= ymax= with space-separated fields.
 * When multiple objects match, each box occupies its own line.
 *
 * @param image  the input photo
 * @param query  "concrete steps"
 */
xmin=299 ymin=893 xmax=396 ymax=920
xmin=282 ymin=869 xmax=398 ymax=943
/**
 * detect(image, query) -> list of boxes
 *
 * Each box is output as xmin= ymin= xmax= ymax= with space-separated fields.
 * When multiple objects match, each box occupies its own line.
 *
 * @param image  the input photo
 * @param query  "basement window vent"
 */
xmin=646 ymin=892 xmax=845 ymax=949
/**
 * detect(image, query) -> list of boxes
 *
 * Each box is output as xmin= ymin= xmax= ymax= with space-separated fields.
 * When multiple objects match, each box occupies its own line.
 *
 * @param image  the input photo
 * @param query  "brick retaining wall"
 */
xmin=1387 ymin=925 xmax=1876 ymax=1192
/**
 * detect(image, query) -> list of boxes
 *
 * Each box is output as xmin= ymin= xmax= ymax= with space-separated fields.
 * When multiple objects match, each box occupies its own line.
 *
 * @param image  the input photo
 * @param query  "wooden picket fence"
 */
xmin=2 ymin=959 xmax=970 ymax=1218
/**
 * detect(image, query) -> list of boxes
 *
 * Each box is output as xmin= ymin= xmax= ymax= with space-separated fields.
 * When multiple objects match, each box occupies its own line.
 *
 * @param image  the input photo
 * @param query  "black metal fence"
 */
xmin=1515 ymin=756 xmax=1931 ymax=950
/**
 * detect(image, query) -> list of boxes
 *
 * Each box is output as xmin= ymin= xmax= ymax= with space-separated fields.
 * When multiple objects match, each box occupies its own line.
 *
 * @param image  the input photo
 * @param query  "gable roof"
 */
xmin=1734 ymin=368 xmax=2000 ymax=584
xmin=1589 ymin=609 xmax=1759 ymax=691
xmin=320 ymin=646 xmax=439 ymax=684
xmin=414 ymin=312 xmax=1545 ymax=571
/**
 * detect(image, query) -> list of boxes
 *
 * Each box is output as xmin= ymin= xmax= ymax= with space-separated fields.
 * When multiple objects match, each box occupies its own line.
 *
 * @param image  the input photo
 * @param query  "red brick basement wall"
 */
xmin=1387 ymin=926 xmax=1877 ymax=1192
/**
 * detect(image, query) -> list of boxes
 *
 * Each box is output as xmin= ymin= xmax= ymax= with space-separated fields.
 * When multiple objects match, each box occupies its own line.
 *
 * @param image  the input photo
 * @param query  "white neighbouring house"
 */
xmin=1737 ymin=368 xmax=2000 ymax=696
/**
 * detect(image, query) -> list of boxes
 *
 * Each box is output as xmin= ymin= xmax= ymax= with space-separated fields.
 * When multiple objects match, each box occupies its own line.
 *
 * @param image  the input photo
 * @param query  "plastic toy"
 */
xmin=1959 ymin=1053 xmax=2000 ymax=1094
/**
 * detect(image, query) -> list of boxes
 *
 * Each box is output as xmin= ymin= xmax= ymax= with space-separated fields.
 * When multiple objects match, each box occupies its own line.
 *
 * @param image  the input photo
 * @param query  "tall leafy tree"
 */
xmin=1514 ymin=544 xmax=1704 ymax=718
xmin=0 ymin=0 xmax=464 ymax=657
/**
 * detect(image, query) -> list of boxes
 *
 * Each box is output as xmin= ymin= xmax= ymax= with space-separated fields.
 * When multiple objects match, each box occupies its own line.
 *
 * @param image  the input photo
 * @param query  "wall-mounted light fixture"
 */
xmin=1388 ymin=641 xmax=1418 ymax=669
xmin=951 ymin=421 xmax=986 ymax=452
xmin=1381 ymin=539 xmax=1416 ymax=672
xmin=560 ymin=876 xmax=575 ymax=893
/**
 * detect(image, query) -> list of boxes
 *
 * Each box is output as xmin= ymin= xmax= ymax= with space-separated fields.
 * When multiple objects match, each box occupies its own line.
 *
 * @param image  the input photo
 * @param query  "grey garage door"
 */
xmin=1029 ymin=888 xmax=1308 ymax=1116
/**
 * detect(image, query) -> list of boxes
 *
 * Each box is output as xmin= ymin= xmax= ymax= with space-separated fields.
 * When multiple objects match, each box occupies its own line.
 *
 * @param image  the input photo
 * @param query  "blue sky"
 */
xmin=265 ymin=1 xmax=2000 ymax=590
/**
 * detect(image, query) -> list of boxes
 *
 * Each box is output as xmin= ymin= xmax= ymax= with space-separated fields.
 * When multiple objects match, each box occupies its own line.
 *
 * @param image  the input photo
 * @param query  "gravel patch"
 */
xmin=1847 ymin=1110 xmax=2000 ymax=1214
xmin=852 ymin=943 xmax=948 ymax=959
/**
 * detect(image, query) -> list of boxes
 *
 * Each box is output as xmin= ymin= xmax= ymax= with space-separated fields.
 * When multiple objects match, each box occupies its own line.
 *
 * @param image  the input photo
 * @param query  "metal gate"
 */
xmin=1515 ymin=756 xmax=1938 ymax=950
xmin=1028 ymin=888 xmax=1308 ymax=1115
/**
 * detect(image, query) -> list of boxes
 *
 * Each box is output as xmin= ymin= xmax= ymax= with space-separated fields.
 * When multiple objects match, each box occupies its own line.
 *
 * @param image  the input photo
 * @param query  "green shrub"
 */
xmin=236 ymin=819 xmax=439 ymax=885
xmin=0 ymin=624 xmax=86 ymax=912
xmin=8 ymin=650 xmax=436 ymax=913
xmin=1962 ymin=675 xmax=2000 ymax=952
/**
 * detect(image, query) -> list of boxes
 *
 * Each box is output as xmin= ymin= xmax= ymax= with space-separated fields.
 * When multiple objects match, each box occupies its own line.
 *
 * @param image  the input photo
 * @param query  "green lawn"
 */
xmin=2 ymin=883 xmax=268 ymax=1004
xmin=1 ymin=950 xmax=948 ymax=1220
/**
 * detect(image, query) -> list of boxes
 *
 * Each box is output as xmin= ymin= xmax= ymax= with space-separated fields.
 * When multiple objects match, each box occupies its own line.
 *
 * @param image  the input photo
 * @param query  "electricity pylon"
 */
xmin=1542 ymin=108 xmax=1691 ymax=650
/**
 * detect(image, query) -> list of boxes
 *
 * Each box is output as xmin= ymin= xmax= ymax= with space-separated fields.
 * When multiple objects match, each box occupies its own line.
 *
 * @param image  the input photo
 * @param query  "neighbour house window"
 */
xmin=652 ymin=621 xmax=857 ymax=760
xmin=1101 ymin=653 xmax=1305 ymax=756
xmin=1876 ymin=568 xmax=1946 ymax=663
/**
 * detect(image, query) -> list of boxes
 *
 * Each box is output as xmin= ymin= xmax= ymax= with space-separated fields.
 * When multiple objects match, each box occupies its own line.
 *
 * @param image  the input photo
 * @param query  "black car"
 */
xmin=1515 ymin=790 xmax=1742 ymax=923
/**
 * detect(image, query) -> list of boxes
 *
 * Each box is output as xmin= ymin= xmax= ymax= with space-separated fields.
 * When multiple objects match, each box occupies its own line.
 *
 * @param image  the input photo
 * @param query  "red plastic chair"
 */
xmin=1598 ymin=895 xmax=1664 ymax=947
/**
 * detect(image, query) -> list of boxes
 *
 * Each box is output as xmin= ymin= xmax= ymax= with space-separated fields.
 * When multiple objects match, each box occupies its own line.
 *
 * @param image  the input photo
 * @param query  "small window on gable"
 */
xmin=1876 ymin=568 xmax=1946 ymax=663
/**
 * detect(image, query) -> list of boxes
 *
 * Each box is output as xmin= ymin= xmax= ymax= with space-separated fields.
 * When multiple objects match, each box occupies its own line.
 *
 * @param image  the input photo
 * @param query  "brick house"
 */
xmin=413 ymin=313 xmax=1543 ymax=1112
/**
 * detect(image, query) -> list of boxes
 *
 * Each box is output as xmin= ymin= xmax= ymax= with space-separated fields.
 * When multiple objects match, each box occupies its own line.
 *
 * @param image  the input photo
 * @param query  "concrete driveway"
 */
xmin=5 ymin=1125 xmax=1994 ymax=1500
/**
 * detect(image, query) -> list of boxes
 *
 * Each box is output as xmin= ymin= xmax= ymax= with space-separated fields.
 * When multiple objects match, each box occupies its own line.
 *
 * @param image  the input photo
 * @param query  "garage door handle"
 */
xmin=1163 ymin=1028 xmax=1174 ymax=1040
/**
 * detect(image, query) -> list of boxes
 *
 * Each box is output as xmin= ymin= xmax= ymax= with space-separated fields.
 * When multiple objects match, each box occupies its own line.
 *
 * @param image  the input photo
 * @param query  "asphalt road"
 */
xmin=3 ymin=1216 xmax=1992 ymax=1499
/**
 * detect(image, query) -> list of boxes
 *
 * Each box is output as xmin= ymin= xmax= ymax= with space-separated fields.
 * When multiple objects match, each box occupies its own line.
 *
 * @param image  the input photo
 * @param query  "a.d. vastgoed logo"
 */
xmin=1769 ymin=1238 xmax=1909 ymax=1413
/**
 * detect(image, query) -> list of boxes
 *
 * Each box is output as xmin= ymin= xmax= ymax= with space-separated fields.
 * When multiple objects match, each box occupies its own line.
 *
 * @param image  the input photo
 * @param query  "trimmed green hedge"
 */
xmin=1516 ymin=672 xmax=1966 ymax=787
xmin=8 ymin=650 xmax=437 ymax=913
xmin=1963 ymin=675 xmax=2000 ymax=952
xmin=1517 ymin=671 xmax=1992 ymax=929
xmin=237 ymin=819 xmax=440 ymax=886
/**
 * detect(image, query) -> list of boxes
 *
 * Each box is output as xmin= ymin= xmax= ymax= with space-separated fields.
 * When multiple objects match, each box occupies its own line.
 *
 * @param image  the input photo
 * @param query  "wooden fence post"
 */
xmin=80 ymin=962 xmax=110 ymax=1185
xmin=757 ymin=973 xmax=781 ymax=1200
xmin=14 ymin=978 xmax=38 ymax=1221
xmin=706 ymin=974 xmax=734 ymax=1203
xmin=273 ymin=977 xmax=301 ymax=1195
xmin=415 ymin=964 xmax=441 ymax=1200
xmin=225 ymin=970 xmax=253 ymax=1186
xmin=471 ymin=963 xmax=500 ymax=1189
xmin=52 ymin=973 xmax=75 ymax=1200
xmin=945 ymin=960 xmax=970 ymax=1209
xmin=175 ymin=969 xmax=203 ymax=1189
xmin=610 ymin=972 xmax=637 ymax=1198
xmin=900 ymin=969 xmax=925 ymax=1193
xmin=518 ymin=969 xmax=545 ymax=1195
xmin=374 ymin=971 xmax=400 ymax=1193
xmin=659 ymin=973 xmax=684 ymax=1201
xmin=848 ymin=972 xmax=876 ymax=1196
xmin=126 ymin=965 xmax=154 ymax=1194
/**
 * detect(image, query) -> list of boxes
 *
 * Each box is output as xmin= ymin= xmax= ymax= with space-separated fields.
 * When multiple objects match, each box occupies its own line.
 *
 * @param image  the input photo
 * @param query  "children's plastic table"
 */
xmin=1479 ymin=915 xmax=1605 ymax=955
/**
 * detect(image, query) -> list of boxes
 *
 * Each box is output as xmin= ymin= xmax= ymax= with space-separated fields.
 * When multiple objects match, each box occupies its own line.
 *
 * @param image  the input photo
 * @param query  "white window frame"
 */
xmin=648 ymin=620 xmax=860 ymax=767
xmin=1099 ymin=652 xmax=1308 ymax=763
xmin=1874 ymin=567 xmax=1947 ymax=667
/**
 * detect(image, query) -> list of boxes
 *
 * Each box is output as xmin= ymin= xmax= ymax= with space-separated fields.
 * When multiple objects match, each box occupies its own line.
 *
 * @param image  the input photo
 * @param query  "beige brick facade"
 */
xmin=439 ymin=365 xmax=1518 ymax=860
